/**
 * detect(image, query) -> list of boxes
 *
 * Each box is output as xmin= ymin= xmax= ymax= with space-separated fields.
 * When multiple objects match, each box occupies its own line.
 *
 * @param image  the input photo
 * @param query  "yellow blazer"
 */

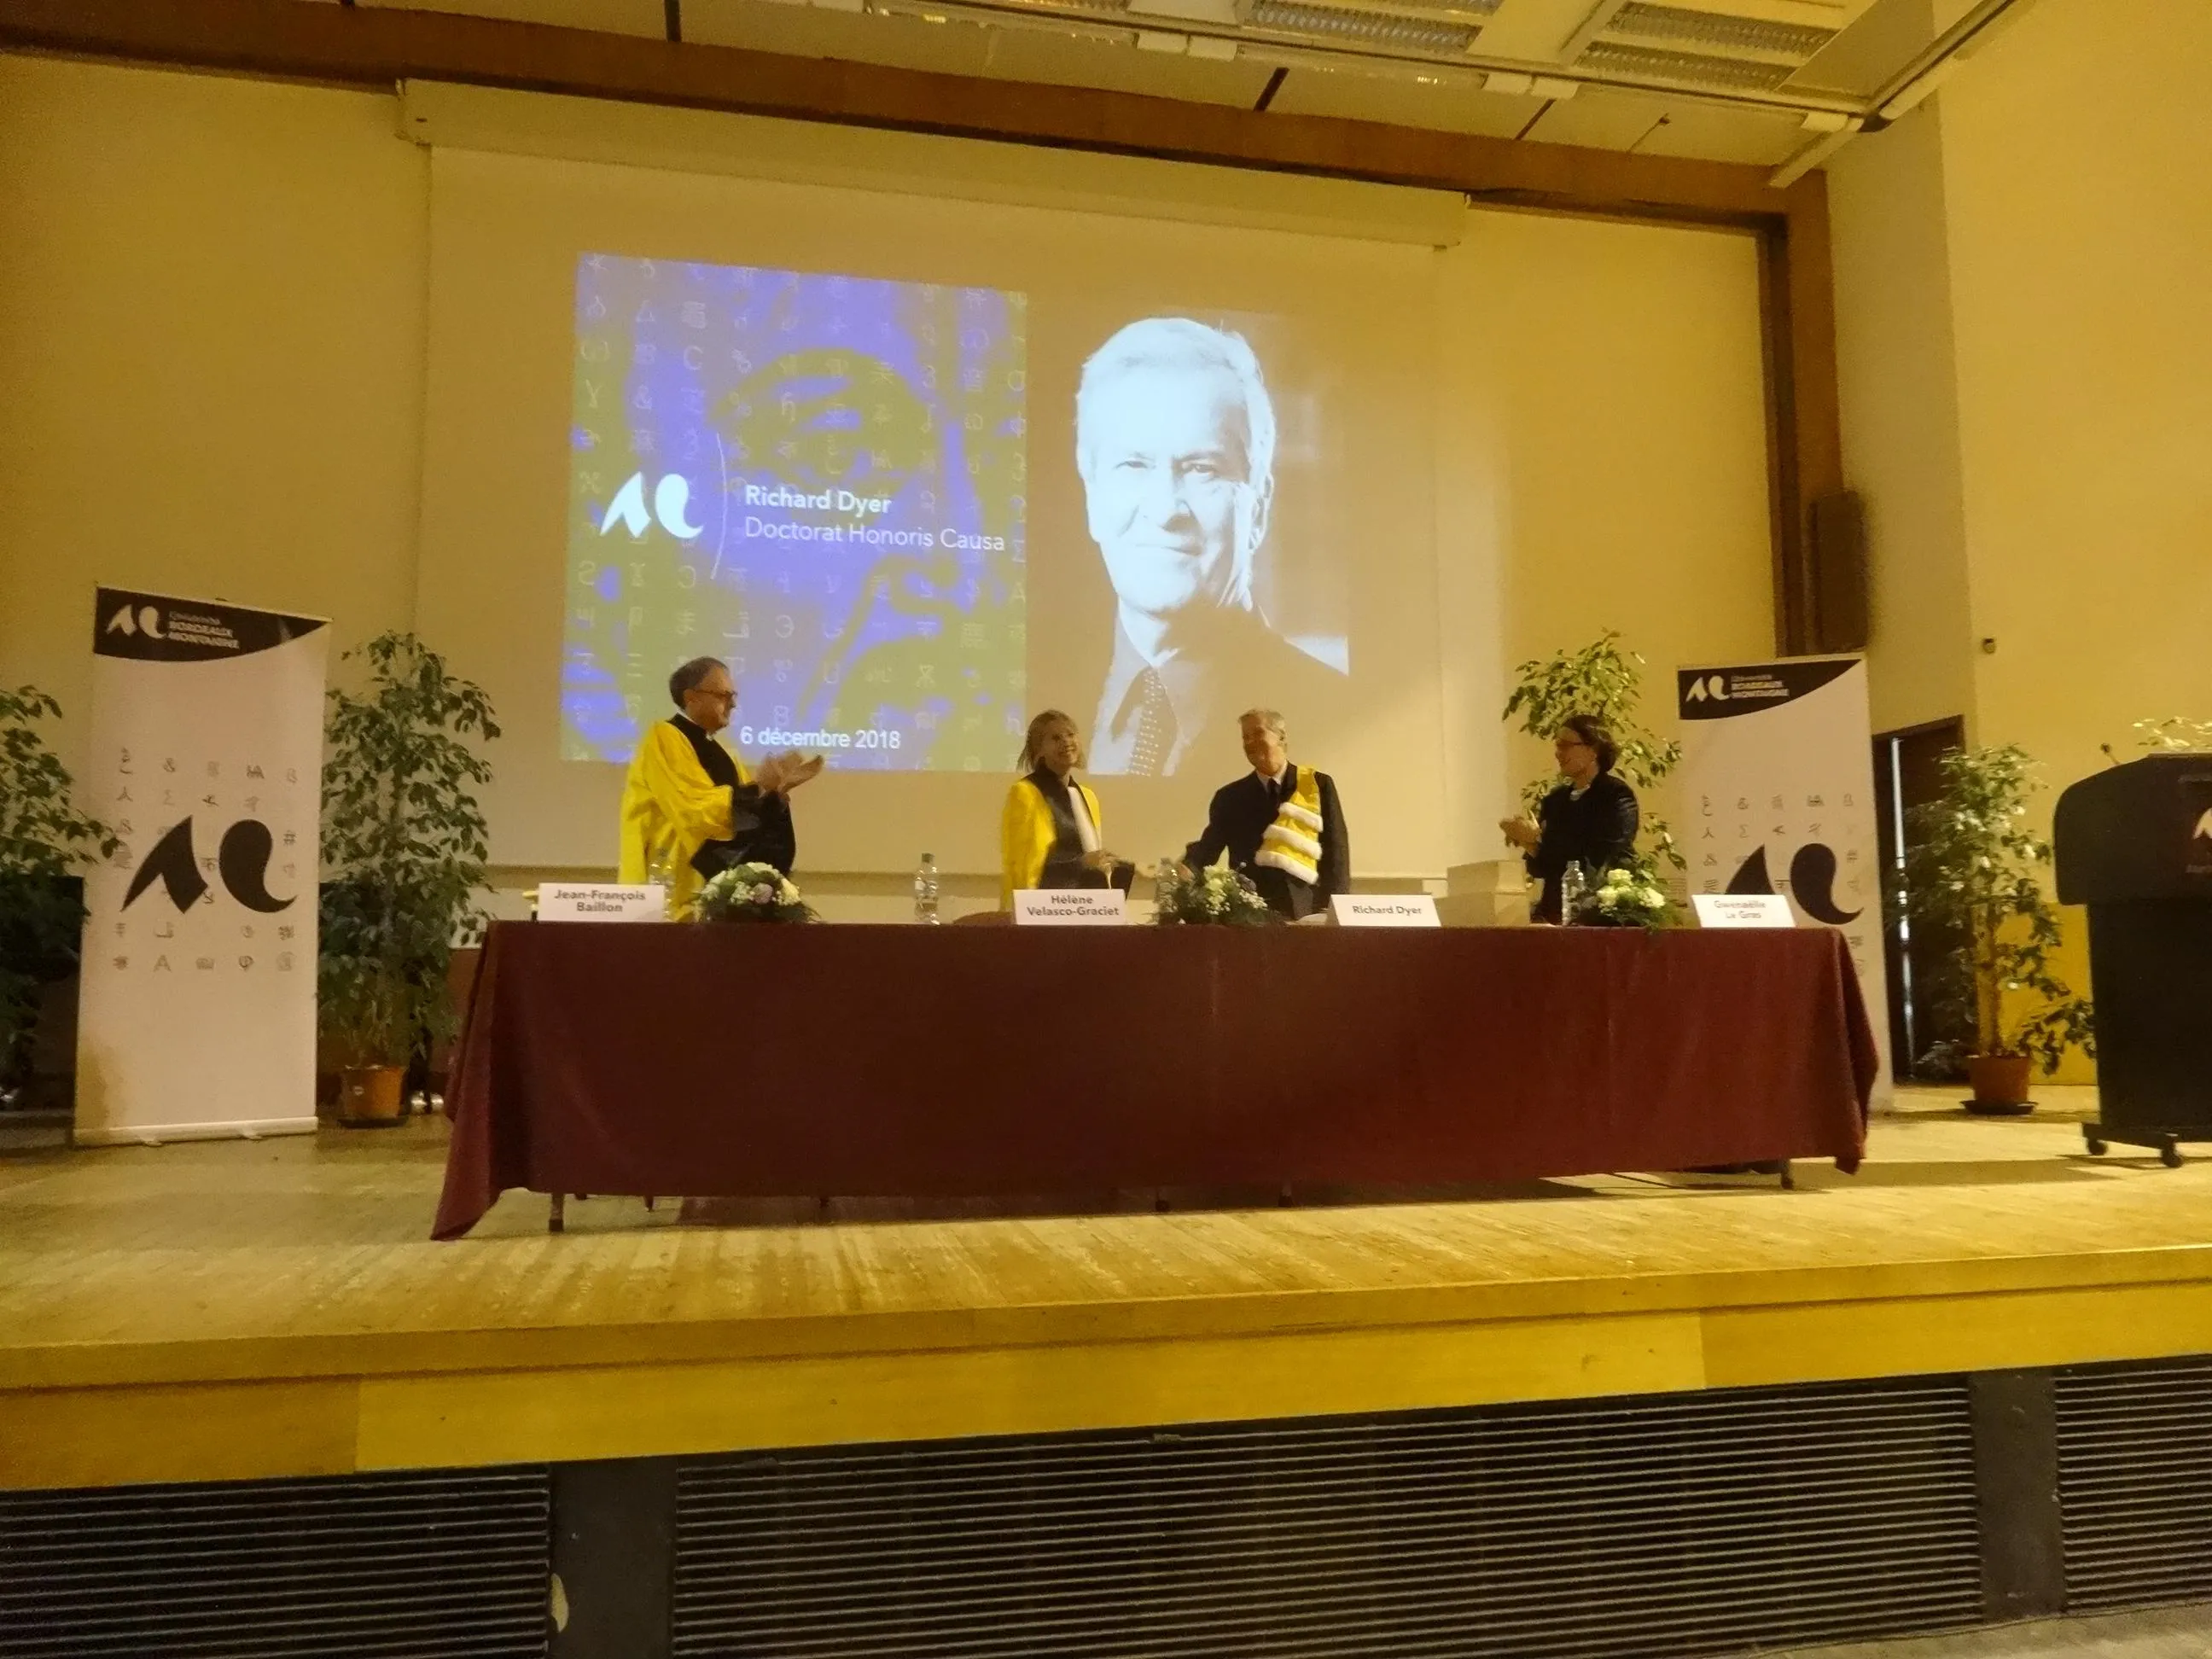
xmin=1000 ymin=774 xmax=1103 ymax=910
xmin=618 ymin=720 xmax=754 ymax=913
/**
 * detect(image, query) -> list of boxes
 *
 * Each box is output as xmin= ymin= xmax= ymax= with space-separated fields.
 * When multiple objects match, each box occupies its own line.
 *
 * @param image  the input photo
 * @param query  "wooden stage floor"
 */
xmin=6 ymin=1088 xmax=2212 ymax=1492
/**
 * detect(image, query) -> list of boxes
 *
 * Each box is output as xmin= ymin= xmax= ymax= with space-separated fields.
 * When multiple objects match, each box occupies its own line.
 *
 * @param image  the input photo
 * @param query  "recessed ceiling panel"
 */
xmin=1627 ymin=97 xmax=1809 ymax=163
xmin=1266 ymin=64 xmax=1540 ymax=137
xmin=684 ymin=0 xmax=1001 ymax=73
xmin=979 ymin=28 xmax=1277 ymax=104
xmin=1516 ymin=83 xmax=1673 ymax=149
xmin=357 ymin=0 xmax=670 ymax=36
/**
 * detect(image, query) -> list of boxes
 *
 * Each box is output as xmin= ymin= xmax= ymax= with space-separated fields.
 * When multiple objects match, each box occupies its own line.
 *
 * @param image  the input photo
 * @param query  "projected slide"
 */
xmin=563 ymin=256 xmax=1027 ymax=770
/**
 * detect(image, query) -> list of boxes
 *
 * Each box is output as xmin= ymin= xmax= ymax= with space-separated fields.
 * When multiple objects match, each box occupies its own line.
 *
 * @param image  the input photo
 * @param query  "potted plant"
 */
xmin=1897 ymin=744 xmax=2094 ymax=1112
xmin=1503 ymin=630 xmax=1685 ymax=918
xmin=0 ymin=687 xmax=119 ymax=1111
xmin=319 ymin=634 xmax=499 ymax=1126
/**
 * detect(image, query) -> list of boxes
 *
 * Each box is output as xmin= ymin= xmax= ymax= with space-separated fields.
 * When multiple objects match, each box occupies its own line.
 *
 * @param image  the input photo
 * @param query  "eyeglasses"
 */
xmin=696 ymin=690 xmax=736 ymax=705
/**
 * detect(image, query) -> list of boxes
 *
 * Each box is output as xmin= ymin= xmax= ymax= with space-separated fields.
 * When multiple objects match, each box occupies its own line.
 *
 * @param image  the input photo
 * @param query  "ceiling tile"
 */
xmin=977 ymin=28 xmax=1277 ymax=106
xmin=1629 ymin=99 xmax=1809 ymax=165
xmin=355 ymin=0 xmax=670 ymax=37
xmin=684 ymin=0 xmax=1000 ymax=74
xmin=1266 ymin=64 xmax=1540 ymax=137
xmin=1516 ymin=83 xmax=1672 ymax=149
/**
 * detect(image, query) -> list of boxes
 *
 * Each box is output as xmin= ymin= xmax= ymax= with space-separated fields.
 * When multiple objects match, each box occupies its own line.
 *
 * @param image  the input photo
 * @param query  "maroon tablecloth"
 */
xmin=433 ymin=922 xmax=1875 ymax=1238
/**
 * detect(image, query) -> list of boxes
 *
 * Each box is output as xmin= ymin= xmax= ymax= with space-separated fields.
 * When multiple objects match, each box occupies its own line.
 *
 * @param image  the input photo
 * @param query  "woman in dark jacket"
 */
xmin=1499 ymin=714 xmax=1639 ymax=923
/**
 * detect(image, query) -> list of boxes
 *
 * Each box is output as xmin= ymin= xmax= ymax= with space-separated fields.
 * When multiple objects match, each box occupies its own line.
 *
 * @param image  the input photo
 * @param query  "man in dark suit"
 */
xmin=1182 ymin=708 xmax=1350 ymax=920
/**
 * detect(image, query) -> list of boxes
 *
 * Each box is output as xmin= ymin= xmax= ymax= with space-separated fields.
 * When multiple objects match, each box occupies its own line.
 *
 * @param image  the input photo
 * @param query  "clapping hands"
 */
xmin=754 ymin=750 xmax=826 ymax=795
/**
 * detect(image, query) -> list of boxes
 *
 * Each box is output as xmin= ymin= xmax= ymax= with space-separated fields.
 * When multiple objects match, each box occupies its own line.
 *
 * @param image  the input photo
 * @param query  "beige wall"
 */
xmin=0 ymin=51 xmax=1774 ymax=903
xmin=1829 ymin=0 xmax=2212 ymax=1074
xmin=1828 ymin=98 xmax=1976 ymax=738
xmin=1447 ymin=209 xmax=1777 ymax=843
xmin=0 ymin=55 xmax=429 ymax=715
xmin=1938 ymin=0 xmax=2212 ymax=778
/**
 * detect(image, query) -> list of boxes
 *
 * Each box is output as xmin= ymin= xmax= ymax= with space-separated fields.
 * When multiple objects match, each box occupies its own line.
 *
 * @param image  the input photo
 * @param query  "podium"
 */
xmin=2053 ymin=754 xmax=2212 ymax=1166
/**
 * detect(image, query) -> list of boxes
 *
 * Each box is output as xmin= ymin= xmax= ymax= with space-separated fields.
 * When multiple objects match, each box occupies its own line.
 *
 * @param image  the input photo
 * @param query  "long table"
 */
xmin=433 ymin=921 xmax=1876 ymax=1238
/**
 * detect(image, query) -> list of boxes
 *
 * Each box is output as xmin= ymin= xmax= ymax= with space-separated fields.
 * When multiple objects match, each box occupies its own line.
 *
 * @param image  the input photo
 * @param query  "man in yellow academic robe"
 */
xmin=618 ymin=657 xmax=821 ymax=912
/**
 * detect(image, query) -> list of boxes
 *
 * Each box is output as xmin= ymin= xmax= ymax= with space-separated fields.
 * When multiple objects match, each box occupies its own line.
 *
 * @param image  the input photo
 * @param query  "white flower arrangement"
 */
xmin=692 ymin=861 xmax=813 ymax=924
xmin=1587 ymin=864 xmax=1672 ymax=929
xmin=1156 ymin=864 xmax=1279 ymax=928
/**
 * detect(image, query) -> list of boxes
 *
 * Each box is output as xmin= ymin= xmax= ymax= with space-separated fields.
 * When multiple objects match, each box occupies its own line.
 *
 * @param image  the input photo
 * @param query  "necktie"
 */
xmin=1127 ymin=669 xmax=1176 ymax=777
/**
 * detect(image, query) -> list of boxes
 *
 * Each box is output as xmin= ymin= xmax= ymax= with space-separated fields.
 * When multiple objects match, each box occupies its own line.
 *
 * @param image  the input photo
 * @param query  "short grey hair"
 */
xmin=1239 ymin=707 xmax=1286 ymax=741
xmin=668 ymin=656 xmax=726 ymax=707
xmin=1075 ymin=317 xmax=1277 ymax=608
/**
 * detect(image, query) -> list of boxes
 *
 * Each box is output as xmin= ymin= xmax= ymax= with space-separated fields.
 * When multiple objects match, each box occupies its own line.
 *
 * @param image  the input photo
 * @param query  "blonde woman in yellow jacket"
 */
xmin=1000 ymin=709 xmax=1128 ymax=908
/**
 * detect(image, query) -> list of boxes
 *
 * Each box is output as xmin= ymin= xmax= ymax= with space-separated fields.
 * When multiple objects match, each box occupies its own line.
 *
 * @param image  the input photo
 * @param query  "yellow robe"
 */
xmin=618 ymin=721 xmax=754 ymax=913
xmin=1000 ymin=774 xmax=1104 ymax=910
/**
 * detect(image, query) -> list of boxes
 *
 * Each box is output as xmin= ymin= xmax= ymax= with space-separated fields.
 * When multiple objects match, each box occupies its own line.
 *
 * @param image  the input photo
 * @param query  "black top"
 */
xmin=671 ymin=715 xmax=796 ymax=877
xmin=1527 ymin=772 xmax=1639 ymax=923
xmin=1184 ymin=764 xmax=1351 ymax=921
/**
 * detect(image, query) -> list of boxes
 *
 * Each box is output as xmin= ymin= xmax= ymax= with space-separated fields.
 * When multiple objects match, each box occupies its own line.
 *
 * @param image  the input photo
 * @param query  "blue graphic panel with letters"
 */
xmin=564 ymin=255 xmax=1027 ymax=770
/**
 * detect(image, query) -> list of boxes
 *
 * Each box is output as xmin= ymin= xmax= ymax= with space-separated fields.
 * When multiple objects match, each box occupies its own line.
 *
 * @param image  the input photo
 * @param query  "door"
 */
xmin=1873 ymin=717 xmax=1969 ymax=1080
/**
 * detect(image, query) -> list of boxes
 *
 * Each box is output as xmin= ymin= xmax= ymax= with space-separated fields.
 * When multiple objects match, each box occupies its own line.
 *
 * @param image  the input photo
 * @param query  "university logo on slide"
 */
xmin=599 ymin=472 xmax=704 ymax=541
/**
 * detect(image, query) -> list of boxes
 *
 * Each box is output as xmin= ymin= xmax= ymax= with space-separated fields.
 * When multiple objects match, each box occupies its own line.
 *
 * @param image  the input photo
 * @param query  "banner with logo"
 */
xmin=1677 ymin=656 xmax=1892 ymax=1101
xmin=75 ymin=590 xmax=329 ymax=1144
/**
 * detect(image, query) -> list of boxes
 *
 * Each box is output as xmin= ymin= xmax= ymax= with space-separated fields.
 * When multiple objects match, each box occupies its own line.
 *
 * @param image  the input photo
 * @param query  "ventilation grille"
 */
xmin=1609 ymin=3 xmax=1835 ymax=59
xmin=1577 ymin=38 xmax=1795 ymax=90
xmin=672 ymin=1379 xmax=1979 ymax=1658
xmin=1245 ymin=0 xmax=1479 ymax=54
xmin=2058 ymin=1355 xmax=2212 ymax=1612
xmin=0 ymin=1468 xmax=550 ymax=1659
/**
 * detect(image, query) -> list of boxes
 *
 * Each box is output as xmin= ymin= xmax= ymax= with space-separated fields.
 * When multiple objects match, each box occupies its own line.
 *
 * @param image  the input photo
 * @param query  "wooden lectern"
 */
xmin=2053 ymin=754 xmax=2212 ymax=1166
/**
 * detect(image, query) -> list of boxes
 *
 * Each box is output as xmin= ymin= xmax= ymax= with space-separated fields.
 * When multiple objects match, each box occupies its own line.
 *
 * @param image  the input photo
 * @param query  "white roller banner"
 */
xmin=75 ymin=588 xmax=329 ymax=1144
xmin=1676 ymin=655 xmax=1893 ymax=1104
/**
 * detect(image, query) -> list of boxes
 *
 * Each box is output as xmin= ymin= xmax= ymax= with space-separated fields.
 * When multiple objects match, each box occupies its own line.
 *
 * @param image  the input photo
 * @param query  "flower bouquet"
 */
xmin=1584 ymin=864 xmax=1672 ymax=928
xmin=1155 ymin=865 xmax=1281 ymax=928
xmin=692 ymin=862 xmax=814 ymax=924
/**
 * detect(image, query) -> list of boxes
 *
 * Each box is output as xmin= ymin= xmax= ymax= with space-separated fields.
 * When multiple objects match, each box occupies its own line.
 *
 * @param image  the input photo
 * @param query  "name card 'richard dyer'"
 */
xmin=1329 ymin=894 xmax=1441 ymax=928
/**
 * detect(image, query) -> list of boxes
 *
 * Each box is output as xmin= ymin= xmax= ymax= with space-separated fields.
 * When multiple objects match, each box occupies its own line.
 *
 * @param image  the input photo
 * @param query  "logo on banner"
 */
xmin=1685 ymin=674 xmax=1728 ymax=702
xmin=2197 ymin=809 xmax=2212 ymax=843
xmin=121 ymin=818 xmax=297 ymax=915
xmin=1721 ymin=841 xmax=1861 ymax=925
xmin=106 ymin=602 xmax=166 ymax=640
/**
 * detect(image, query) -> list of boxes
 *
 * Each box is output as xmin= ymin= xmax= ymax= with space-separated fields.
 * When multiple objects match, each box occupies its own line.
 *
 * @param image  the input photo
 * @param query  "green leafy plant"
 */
xmin=1898 ymin=744 xmax=2093 ymax=1077
xmin=1502 ymin=631 xmax=1685 ymax=876
xmin=0 ymin=687 xmax=120 ymax=1097
xmin=693 ymin=862 xmax=813 ymax=924
xmin=318 ymin=635 xmax=499 ymax=1070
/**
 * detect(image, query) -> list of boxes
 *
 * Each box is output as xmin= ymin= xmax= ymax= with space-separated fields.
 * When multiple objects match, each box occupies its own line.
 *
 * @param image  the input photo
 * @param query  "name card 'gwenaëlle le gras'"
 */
xmin=1329 ymin=894 xmax=1441 ymax=928
xmin=1013 ymin=889 xmax=1127 ymax=927
xmin=1691 ymin=894 xmax=1796 ymax=929
xmin=538 ymin=883 xmax=667 ymax=923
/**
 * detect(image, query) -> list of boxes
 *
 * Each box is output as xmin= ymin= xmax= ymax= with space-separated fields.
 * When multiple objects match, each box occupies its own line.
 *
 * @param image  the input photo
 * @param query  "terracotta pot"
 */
xmin=1966 ymin=1053 xmax=2034 ymax=1115
xmin=338 ymin=1064 xmax=407 ymax=1127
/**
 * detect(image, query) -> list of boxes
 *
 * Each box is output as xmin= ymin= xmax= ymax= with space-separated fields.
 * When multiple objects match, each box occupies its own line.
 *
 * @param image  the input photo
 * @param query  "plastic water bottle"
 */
xmin=913 ymin=853 xmax=940 ymax=925
xmin=1155 ymin=855 xmax=1185 ymax=919
xmin=1560 ymin=860 xmax=1589 ymax=924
